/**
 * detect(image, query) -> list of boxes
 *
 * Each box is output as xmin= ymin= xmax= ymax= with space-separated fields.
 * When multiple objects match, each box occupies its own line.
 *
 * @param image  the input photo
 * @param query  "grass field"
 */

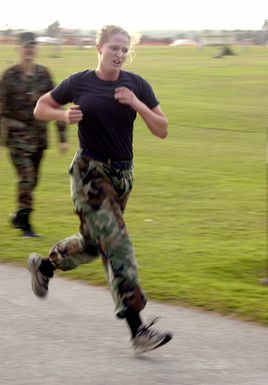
xmin=0 ymin=44 xmax=267 ymax=324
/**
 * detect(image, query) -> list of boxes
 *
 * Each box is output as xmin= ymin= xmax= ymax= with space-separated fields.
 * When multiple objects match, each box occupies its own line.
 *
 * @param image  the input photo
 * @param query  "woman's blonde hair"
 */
xmin=96 ymin=25 xmax=141 ymax=62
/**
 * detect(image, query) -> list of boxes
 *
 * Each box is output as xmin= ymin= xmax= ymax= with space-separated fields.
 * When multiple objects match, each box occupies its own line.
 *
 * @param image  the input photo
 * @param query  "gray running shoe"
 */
xmin=132 ymin=318 xmax=173 ymax=353
xmin=28 ymin=253 xmax=49 ymax=298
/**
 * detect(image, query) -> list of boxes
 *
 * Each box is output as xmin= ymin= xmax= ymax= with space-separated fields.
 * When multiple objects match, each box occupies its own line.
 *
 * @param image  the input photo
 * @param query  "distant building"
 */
xmin=199 ymin=32 xmax=235 ymax=46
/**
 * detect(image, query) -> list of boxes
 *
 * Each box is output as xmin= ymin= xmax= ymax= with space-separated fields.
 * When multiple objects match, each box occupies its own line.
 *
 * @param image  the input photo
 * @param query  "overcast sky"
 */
xmin=1 ymin=0 xmax=267 ymax=31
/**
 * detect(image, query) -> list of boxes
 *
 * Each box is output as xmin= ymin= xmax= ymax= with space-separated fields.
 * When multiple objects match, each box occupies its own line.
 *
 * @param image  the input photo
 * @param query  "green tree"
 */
xmin=47 ymin=21 xmax=61 ymax=58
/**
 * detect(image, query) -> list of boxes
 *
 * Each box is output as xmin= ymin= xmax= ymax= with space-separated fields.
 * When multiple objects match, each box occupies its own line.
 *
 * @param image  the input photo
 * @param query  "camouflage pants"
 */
xmin=48 ymin=150 xmax=147 ymax=318
xmin=9 ymin=147 xmax=44 ymax=210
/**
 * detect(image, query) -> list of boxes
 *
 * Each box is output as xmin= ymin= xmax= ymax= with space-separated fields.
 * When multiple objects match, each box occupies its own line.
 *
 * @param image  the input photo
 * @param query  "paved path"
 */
xmin=0 ymin=263 xmax=267 ymax=385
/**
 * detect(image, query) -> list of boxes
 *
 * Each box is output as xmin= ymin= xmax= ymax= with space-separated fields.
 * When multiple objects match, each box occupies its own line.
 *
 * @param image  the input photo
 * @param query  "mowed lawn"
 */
xmin=0 ymin=44 xmax=266 ymax=324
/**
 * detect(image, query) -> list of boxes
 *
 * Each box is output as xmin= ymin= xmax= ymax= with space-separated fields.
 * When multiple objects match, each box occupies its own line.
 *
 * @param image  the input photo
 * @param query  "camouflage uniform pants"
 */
xmin=9 ymin=146 xmax=44 ymax=210
xmin=48 ymin=150 xmax=147 ymax=318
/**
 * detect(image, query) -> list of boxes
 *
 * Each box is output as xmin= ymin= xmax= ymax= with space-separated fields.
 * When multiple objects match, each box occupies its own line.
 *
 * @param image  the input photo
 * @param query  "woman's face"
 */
xmin=97 ymin=32 xmax=130 ymax=72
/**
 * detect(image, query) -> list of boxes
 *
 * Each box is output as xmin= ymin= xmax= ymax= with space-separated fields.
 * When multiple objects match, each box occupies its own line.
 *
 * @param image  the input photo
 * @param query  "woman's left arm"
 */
xmin=136 ymin=103 xmax=168 ymax=139
xmin=114 ymin=87 xmax=168 ymax=139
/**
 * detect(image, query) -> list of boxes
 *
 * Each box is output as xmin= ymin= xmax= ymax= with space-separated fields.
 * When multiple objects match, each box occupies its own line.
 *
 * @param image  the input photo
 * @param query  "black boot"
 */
xmin=10 ymin=212 xmax=21 ymax=229
xmin=11 ymin=209 xmax=40 ymax=237
xmin=10 ymin=209 xmax=28 ymax=230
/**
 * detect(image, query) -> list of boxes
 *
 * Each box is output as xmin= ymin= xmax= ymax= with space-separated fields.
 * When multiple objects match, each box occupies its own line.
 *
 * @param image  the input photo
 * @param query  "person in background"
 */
xmin=0 ymin=31 xmax=69 ymax=237
xmin=28 ymin=25 xmax=172 ymax=353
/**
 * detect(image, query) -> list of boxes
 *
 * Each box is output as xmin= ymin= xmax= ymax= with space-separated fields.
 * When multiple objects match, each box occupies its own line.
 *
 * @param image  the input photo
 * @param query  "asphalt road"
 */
xmin=0 ymin=263 xmax=267 ymax=385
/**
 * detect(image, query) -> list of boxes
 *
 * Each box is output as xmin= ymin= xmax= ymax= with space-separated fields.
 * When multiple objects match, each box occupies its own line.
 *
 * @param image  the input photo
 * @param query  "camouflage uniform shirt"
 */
xmin=0 ymin=63 xmax=66 ymax=150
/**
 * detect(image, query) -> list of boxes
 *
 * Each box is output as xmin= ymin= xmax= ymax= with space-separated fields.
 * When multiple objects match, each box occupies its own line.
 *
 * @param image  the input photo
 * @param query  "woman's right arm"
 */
xmin=34 ymin=92 xmax=83 ymax=124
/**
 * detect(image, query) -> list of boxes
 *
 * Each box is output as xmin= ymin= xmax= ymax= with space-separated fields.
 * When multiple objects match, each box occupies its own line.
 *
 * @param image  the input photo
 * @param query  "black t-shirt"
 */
xmin=51 ymin=70 xmax=159 ymax=160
